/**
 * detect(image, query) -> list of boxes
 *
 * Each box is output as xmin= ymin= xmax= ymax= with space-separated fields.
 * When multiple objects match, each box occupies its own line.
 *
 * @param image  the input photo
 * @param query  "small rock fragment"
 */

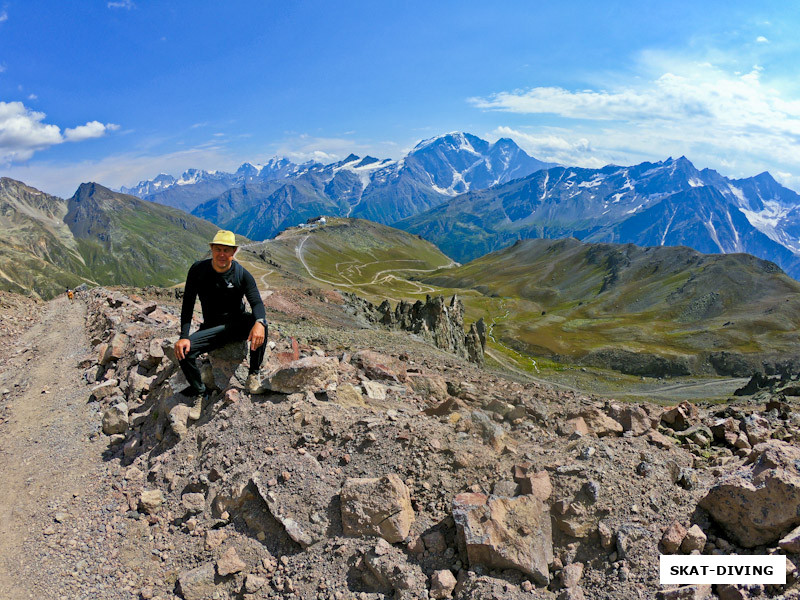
xmin=216 ymin=546 xmax=246 ymax=576
xmin=138 ymin=490 xmax=164 ymax=514
xmin=430 ymin=569 xmax=457 ymax=599
xmin=661 ymin=521 xmax=688 ymax=554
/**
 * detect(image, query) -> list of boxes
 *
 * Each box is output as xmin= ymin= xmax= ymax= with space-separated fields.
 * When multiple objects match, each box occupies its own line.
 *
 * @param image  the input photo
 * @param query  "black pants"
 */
xmin=178 ymin=313 xmax=267 ymax=394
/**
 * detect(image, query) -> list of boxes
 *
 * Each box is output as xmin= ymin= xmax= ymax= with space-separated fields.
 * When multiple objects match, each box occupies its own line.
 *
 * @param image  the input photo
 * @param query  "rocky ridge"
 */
xmin=5 ymin=288 xmax=800 ymax=599
xmin=342 ymin=292 xmax=486 ymax=365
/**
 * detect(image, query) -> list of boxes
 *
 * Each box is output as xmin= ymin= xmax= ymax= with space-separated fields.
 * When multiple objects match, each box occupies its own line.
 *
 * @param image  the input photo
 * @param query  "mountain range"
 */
xmin=4 ymin=170 xmax=798 ymax=376
xmin=397 ymin=156 xmax=800 ymax=279
xmin=122 ymin=132 xmax=556 ymax=238
xmin=121 ymin=132 xmax=800 ymax=280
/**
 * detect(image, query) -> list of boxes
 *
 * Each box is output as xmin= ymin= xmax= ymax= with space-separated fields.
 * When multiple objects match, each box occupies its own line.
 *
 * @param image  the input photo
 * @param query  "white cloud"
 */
xmin=472 ymin=62 xmax=800 ymax=190
xmin=64 ymin=120 xmax=119 ymax=142
xmin=0 ymin=10 xmax=7 ymax=23
xmin=107 ymin=0 xmax=135 ymax=9
xmin=490 ymin=127 xmax=609 ymax=168
xmin=0 ymin=102 xmax=62 ymax=161
xmin=27 ymin=93 xmax=37 ymax=100
xmin=0 ymin=101 xmax=119 ymax=162
xmin=756 ymin=36 xmax=769 ymax=43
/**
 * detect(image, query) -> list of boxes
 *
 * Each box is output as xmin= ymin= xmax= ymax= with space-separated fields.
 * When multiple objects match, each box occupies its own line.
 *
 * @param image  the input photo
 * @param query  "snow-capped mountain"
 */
xmin=398 ymin=156 xmax=800 ymax=279
xmin=125 ymin=133 xmax=555 ymax=238
xmin=119 ymin=158 xmax=307 ymax=213
xmin=120 ymin=173 xmax=177 ymax=198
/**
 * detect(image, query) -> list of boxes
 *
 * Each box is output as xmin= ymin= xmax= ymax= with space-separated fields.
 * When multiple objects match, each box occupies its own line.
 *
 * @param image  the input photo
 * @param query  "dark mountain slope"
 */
xmin=65 ymin=183 xmax=222 ymax=287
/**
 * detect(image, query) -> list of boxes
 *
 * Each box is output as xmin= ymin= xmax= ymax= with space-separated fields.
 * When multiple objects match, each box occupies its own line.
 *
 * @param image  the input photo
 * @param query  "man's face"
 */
xmin=210 ymin=244 xmax=237 ymax=272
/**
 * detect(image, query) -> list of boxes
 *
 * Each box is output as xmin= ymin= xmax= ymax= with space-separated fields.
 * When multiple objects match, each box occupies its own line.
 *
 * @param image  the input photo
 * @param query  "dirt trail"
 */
xmin=0 ymin=296 xmax=98 ymax=598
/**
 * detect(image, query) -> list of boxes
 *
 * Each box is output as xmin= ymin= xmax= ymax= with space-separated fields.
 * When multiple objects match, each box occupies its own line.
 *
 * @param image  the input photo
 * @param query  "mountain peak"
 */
xmin=752 ymin=171 xmax=778 ymax=185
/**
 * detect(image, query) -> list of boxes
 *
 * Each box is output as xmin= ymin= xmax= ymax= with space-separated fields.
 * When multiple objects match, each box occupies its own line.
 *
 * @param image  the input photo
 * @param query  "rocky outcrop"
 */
xmin=344 ymin=292 xmax=484 ymax=364
xmin=69 ymin=284 xmax=800 ymax=600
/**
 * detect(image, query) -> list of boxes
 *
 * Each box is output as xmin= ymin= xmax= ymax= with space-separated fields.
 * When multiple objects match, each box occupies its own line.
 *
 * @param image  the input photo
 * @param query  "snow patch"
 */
xmin=739 ymin=200 xmax=791 ymax=245
xmin=706 ymin=217 xmax=723 ymax=252
xmin=578 ymin=177 xmax=603 ymax=189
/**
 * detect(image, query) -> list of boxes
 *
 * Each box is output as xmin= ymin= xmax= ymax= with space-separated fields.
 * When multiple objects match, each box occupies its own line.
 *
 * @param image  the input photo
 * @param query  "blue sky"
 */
xmin=2 ymin=1 xmax=800 ymax=197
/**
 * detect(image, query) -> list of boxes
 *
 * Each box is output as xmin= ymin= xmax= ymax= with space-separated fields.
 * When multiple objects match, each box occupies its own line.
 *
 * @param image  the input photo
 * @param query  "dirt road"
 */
xmin=0 ymin=296 xmax=103 ymax=598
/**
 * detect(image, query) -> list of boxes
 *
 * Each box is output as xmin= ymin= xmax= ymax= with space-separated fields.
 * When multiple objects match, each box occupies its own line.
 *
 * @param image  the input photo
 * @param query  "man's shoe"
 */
xmin=246 ymin=374 xmax=263 ymax=394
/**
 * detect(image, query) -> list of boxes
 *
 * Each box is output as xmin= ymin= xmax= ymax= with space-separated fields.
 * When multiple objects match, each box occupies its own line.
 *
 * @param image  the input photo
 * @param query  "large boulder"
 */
xmin=578 ymin=407 xmax=623 ymax=437
xmin=205 ymin=341 xmax=248 ymax=390
xmin=251 ymin=453 xmax=339 ymax=548
xmin=266 ymin=356 xmax=339 ymax=394
xmin=341 ymin=474 xmax=415 ymax=543
xmin=407 ymin=373 xmax=449 ymax=402
xmin=609 ymin=403 xmax=652 ymax=436
xmin=699 ymin=441 xmax=800 ymax=547
xmin=452 ymin=492 xmax=553 ymax=585
xmin=353 ymin=350 xmax=406 ymax=382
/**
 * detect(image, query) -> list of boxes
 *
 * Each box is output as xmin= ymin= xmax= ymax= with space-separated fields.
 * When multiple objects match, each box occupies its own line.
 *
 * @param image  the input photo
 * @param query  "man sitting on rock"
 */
xmin=174 ymin=230 xmax=267 ymax=396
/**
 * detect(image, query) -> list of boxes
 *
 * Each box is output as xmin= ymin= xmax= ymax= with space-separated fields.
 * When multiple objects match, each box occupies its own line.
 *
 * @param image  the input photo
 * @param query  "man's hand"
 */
xmin=248 ymin=321 xmax=266 ymax=350
xmin=174 ymin=338 xmax=191 ymax=361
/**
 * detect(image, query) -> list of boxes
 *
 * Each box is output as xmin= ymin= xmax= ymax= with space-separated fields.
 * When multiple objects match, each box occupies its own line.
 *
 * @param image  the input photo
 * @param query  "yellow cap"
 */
xmin=210 ymin=230 xmax=237 ymax=247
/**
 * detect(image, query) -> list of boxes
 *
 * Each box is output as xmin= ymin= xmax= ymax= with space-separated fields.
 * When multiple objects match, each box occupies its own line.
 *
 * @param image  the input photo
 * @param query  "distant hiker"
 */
xmin=174 ymin=230 xmax=268 ymax=397
xmin=67 ymin=289 xmax=74 ymax=301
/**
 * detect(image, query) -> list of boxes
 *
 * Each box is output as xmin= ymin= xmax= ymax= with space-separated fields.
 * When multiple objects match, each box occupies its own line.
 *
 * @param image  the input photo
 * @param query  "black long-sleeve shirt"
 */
xmin=179 ymin=259 xmax=266 ymax=339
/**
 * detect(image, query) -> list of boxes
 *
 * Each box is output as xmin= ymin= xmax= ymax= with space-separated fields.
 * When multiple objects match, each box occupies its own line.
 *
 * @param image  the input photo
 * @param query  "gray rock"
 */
xmin=656 ymin=584 xmax=712 ymax=599
xmin=102 ymin=402 xmax=129 ymax=435
xmin=616 ymin=523 xmax=651 ymax=560
xmin=452 ymin=492 xmax=552 ymax=585
xmin=251 ymin=453 xmax=338 ymax=548
xmin=178 ymin=563 xmax=217 ymax=600
xmin=470 ymin=410 xmax=507 ymax=451
xmin=341 ymin=474 xmax=415 ymax=543
xmin=267 ymin=356 xmax=339 ymax=394
xmin=208 ymin=342 xmax=248 ymax=389
xmin=182 ymin=492 xmax=206 ymax=514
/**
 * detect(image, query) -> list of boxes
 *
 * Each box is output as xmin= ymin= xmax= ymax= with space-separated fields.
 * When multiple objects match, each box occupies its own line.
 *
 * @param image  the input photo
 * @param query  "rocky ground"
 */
xmin=2 ymin=286 xmax=800 ymax=600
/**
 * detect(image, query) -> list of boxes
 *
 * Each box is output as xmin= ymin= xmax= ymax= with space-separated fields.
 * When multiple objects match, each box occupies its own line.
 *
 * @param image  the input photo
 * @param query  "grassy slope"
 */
xmin=420 ymin=238 xmax=800 ymax=367
xmin=241 ymin=218 xmax=457 ymax=303
xmin=66 ymin=183 xmax=225 ymax=288
xmin=0 ymin=178 xmax=96 ymax=298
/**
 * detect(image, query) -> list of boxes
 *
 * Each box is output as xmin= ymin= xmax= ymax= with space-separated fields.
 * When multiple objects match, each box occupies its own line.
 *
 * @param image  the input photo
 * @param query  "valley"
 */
xmin=235 ymin=219 xmax=759 ymax=404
